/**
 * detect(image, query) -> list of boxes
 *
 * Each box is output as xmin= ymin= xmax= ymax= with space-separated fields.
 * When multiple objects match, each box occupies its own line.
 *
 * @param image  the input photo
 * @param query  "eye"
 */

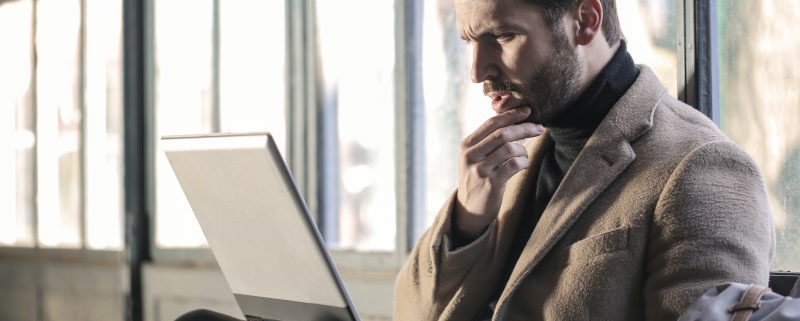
xmin=494 ymin=33 xmax=515 ymax=41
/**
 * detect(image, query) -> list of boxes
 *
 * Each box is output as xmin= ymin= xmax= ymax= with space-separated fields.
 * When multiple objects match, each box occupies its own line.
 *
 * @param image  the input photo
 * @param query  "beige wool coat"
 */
xmin=394 ymin=66 xmax=775 ymax=321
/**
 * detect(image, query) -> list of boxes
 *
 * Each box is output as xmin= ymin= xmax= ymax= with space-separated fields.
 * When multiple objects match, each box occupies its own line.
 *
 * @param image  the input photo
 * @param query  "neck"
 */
xmin=578 ymin=40 xmax=620 ymax=97
xmin=546 ymin=40 xmax=638 ymax=130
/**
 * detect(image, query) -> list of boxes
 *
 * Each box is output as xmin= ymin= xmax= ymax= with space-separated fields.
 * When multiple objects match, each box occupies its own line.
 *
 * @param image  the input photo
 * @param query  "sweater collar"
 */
xmin=548 ymin=40 xmax=639 ymax=133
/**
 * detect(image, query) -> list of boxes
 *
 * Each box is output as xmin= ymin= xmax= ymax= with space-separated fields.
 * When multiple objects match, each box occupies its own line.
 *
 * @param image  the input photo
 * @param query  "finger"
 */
xmin=462 ymin=107 xmax=531 ymax=148
xmin=474 ymin=142 xmax=528 ymax=175
xmin=490 ymin=155 xmax=530 ymax=187
xmin=465 ymin=122 xmax=543 ymax=163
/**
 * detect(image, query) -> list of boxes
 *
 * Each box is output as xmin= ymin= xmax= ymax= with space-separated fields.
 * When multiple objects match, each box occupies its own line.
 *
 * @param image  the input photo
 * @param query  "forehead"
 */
xmin=455 ymin=0 xmax=546 ymax=37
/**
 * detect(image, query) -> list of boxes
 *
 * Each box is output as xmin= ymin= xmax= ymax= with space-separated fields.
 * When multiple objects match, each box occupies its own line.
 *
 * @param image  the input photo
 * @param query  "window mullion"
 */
xmin=693 ymin=0 xmax=721 ymax=125
xmin=677 ymin=0 xmax=692 ymax=105
xmin=678 ymin=0 xmax=720 ymax=125
xmin=31 ymin=0 xmax=40 ymax=249
xmin=286 ymin=0 xmax=319 ymax=221
xmin=123 ymin=0 xmax=150 ymax=319
xmin=303 ymin=0 xmax=319 ymax=228
xmin=395 ymin=0 xmax=425 ymax=256
xmin=211 ymin=0 xmax=220 ymax=133
xmin=79 ymin=0 xmax=88 ymax=250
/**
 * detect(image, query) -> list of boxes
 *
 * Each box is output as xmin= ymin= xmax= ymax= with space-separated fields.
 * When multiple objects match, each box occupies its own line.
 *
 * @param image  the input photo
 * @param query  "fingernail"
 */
xmin=519 ymin=107 xmax=531 ymax=114
xmin=534 ymin=124 xmax=544 ymax=132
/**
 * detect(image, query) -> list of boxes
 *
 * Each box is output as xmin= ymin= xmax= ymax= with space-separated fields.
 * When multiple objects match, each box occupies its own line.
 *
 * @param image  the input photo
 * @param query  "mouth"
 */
xmin=488 ymin=92 xmax=516 ymax=113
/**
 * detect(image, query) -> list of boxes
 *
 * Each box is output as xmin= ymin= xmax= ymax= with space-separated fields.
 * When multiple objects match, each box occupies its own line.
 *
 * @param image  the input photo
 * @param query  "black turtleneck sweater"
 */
xmin=479 ymin=41 xmax=639 ymax=319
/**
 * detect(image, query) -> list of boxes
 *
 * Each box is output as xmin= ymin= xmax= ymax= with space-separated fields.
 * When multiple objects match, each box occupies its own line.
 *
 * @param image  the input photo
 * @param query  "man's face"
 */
xmin=456 ymin=0 xmax=583 ymax=125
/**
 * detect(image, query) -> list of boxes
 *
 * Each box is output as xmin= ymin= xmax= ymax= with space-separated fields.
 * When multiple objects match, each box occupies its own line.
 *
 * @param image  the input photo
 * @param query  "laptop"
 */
xmin=161 ymin=132 xmax=361 ymax=321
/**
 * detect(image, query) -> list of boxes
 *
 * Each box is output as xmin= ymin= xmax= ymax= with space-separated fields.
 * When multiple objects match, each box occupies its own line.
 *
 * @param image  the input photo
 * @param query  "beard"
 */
xmin=483 ymin=25 xmax=582 ymax=125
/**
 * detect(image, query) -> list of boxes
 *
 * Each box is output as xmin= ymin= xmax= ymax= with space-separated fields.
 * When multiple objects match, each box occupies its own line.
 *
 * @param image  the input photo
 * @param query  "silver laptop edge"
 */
xmin=162 ymin=132 xmax=361 ymax=321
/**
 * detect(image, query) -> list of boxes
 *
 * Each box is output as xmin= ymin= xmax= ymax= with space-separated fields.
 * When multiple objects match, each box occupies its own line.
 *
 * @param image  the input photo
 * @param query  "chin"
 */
xmin=520 ymin=112 xmax=542 ymax=126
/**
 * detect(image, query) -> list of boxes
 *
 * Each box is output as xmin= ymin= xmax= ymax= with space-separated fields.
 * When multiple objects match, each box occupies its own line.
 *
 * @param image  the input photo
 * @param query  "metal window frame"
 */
xmin=402 ymin=0 xmax=425 ymax=254
xmin=123 ymin=0 xmax=150 ymax=320
xmin=677 ymin=0 xmax=721 ymax=125
xmin=287 ymin=0 xmax=318 ymax=225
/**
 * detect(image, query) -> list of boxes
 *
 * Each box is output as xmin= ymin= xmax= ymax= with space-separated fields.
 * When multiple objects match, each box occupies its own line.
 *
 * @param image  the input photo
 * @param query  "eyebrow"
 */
xmin=459 ymin=22 xmax=525 ymax=42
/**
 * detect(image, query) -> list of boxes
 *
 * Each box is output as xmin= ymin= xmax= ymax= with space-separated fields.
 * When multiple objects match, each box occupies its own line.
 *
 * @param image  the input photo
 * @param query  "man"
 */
xmin=393 ymin=0 xmax=774 ymax=320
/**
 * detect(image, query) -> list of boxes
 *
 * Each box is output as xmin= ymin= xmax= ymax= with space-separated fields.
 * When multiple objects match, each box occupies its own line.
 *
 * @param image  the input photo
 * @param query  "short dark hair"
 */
xmin=526 ymin=0 xmax=621 ymax=46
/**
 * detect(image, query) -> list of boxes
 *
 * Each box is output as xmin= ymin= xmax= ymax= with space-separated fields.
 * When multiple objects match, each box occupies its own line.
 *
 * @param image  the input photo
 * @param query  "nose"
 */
xmin=470 ymin=42 xmax=500 ymax=83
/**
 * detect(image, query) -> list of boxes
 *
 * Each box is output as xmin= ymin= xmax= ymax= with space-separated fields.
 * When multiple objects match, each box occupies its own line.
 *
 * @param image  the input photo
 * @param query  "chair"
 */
xmin=768 ymin=271 xmax=800 ymax=296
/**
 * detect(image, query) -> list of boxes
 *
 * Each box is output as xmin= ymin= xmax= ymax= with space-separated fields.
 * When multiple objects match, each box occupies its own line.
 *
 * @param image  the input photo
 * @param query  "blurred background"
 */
xmin=0 ymin=0 xmax=797 ymax=320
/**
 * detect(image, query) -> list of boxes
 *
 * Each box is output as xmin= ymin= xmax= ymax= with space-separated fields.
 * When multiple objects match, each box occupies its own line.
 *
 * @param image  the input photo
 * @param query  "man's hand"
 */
xmin=455 ymin=107 xmax=544 ymax=238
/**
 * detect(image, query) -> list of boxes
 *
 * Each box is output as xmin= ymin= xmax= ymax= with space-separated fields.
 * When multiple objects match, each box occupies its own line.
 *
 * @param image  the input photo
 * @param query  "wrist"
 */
xmin=453 ymin=200 xmax=492 ymax=239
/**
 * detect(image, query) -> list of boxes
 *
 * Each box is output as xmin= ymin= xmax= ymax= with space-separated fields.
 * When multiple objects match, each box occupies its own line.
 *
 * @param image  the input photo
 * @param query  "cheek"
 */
xmin=500 ymin=44 xmax=527 ymax=80
xmin=501 ymin=39 xmax=547 ymax=82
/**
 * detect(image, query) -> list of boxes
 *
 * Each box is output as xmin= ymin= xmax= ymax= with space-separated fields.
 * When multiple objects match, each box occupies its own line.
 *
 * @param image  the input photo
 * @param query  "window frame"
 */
xmin=0 ymin=0 xmax=125 ymax=255
xmin=677 ymin=0 xmax=721 ymax=124
xmin=144 ymin=0 xmax=416 ymax=271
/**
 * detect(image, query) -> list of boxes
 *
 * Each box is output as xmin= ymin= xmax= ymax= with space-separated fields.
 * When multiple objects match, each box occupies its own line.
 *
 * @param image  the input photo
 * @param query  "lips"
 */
xmin=488 ymin=91 xmax=518 ymax=113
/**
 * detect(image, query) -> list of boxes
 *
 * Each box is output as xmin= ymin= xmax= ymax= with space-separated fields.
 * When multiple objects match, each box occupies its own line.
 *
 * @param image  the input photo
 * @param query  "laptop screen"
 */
xmin=162 ymin=133 xmax=355 ymax=320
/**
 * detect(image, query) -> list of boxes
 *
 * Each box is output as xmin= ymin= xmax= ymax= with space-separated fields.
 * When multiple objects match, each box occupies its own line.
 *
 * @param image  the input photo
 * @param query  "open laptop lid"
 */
xmin=162 ymin=132 xmax=359 ymax=321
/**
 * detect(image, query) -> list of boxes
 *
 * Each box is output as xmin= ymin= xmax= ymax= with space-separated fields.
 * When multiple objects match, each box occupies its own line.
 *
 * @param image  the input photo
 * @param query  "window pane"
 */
xmin=154 ymin=0 xmax=214 ymax=248
xmin=419 ymin=0 xmax=678 ymax=238
xmin=36 ymin=0 xmax=82 ymax=248
xmin=84 ymin=0 xmax=124 ymax=250
xmin=219 ymin=0 xmax=286 ymax=153
xmin=618 ymin=0 xmax=678 ymax=97
xmin=421 ymin=0 xmax=491 ymax=233
xmin=718 ymin=0 xmax=800 ymax=270
xmin=317 ymin=0 xmax=396 ymax=251
xmin=0 ymin=0 xmax=35 ymax=247
xmin=154 ymin=0 xmax=287 ymax=248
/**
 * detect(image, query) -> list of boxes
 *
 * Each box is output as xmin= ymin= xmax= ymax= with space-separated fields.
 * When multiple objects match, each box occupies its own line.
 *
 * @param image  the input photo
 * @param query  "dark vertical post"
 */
xmin=405 ymin=0 xmax=425 ymax=251
xmin=694 ymin=0 xmax=720 ymax=124
xmin=679 ymin=0 xmax=720 ymax=124
xmin=677 ymin=0 xmax=694 ymax=105
xmin=123 ymin=0 xmax=150 ymax=320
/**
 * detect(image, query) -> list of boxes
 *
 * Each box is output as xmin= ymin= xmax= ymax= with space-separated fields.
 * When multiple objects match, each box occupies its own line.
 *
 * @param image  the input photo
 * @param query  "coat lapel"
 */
xmin=494 ymin=134 xmax=553 ymax=234
xmin=492 ymin=66 xmax=668 ymax=318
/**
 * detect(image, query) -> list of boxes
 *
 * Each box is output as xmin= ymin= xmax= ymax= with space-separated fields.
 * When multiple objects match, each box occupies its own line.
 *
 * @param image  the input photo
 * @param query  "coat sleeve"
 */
xmin=393 ymin=191 xmax=498 ymax=321
xmin=644 ymin=140 xmax=775 ymax=320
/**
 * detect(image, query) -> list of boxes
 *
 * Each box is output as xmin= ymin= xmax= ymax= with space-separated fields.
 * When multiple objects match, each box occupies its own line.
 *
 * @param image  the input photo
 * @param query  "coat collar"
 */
xmin=493 ymin=65 xmax=668 ymax=318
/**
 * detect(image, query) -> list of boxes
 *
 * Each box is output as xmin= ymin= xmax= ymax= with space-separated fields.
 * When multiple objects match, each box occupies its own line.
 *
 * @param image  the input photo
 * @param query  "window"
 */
xmin=152 ymin=0 xmax=287 ymax=249
xmin=0 ymin=0 xmax=124 ymax=250
xmin=316 ymin=0 xmax=397 ymax=252
xmin=718 ymin=0 xmax=800 ymax=270
xmin=0 ymin=0 xmax=35 ymax=247
xmin=84 ymin=0 xmax=125 ymax=249
xmin=152 ymin=0 xmax=215 ymax=248
xmin=618 ymin=0 xmax=678 ymax=97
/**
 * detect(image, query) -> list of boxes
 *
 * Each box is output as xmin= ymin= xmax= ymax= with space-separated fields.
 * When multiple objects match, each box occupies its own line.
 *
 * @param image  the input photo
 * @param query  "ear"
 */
xmin=575 ymin=0 xmax=603 ymax=45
